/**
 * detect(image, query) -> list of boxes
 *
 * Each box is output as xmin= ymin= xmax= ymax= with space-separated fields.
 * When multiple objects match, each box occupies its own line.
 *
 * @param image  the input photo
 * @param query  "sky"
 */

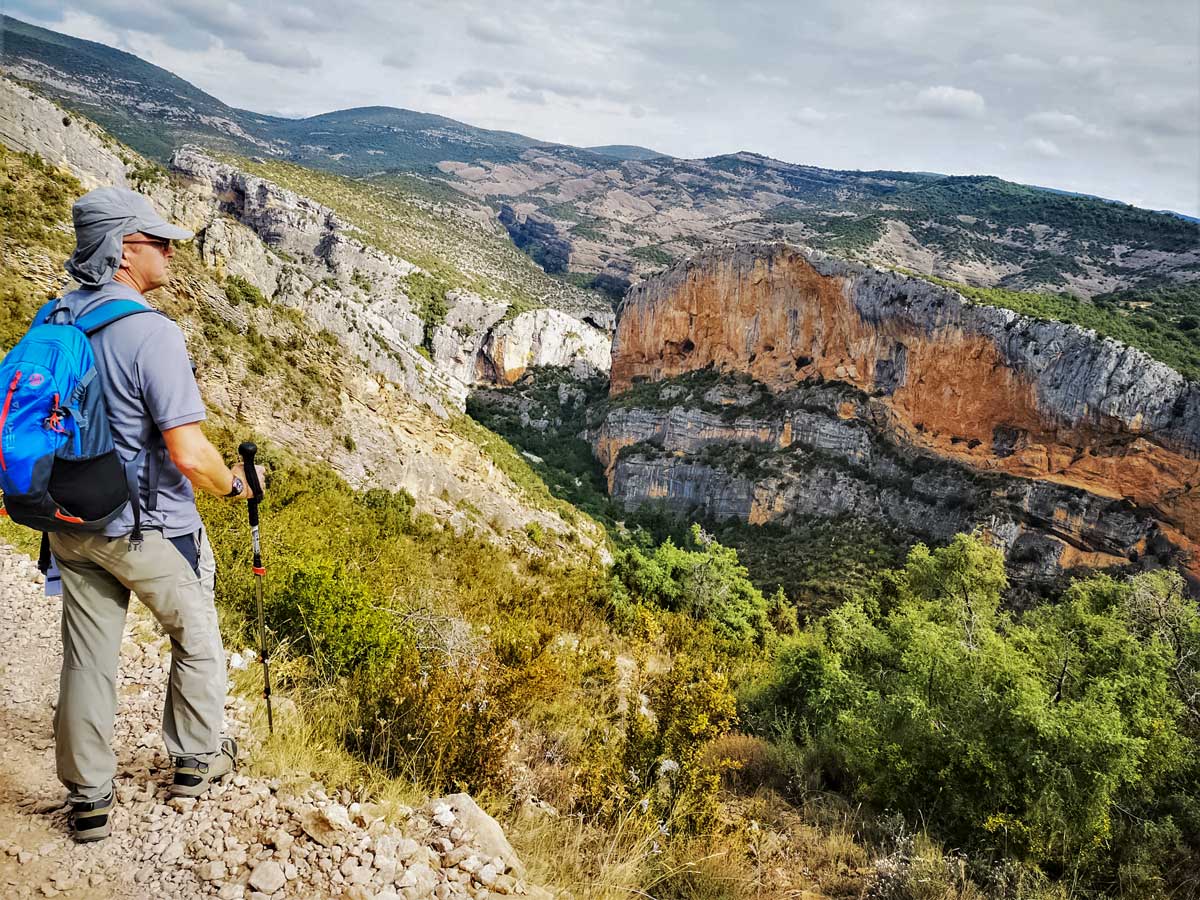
xmin=6 ymin=0 xmax=1200 ymax=215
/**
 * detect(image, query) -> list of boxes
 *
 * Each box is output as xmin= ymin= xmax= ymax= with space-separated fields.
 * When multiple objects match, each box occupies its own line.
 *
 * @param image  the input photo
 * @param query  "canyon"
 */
xmin=593 ymin=243 xmax=1200 ymax=590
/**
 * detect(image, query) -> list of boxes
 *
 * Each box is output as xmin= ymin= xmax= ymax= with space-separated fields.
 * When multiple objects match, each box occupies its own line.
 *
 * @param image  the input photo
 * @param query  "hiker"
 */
xmin=38 ymin=188 xmax=260 ymax=841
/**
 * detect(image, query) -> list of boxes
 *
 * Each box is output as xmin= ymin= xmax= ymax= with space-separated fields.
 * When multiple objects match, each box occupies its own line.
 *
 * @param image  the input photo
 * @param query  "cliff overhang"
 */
xmin=600 ymin=242 xmax=1200 ymax=585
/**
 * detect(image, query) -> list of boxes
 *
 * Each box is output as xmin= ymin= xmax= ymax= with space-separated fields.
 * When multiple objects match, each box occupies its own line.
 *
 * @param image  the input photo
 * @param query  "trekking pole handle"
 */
xmin=238 ymin=442 xmax=264 ymax=500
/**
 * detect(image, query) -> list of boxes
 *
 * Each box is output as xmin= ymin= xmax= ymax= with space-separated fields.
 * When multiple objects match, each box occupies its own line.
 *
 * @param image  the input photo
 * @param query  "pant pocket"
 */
xmin=168 ymin=531 xmax=201 ymax=578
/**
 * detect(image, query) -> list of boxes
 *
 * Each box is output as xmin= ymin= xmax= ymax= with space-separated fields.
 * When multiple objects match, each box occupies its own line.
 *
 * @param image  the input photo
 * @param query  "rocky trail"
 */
xmin=0 ymin=542 xmax=545 ymax=900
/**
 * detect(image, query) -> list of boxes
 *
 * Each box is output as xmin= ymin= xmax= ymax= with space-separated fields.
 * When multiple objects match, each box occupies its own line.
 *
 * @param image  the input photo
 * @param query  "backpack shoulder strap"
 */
xmin=74 ymin=299 xmax=166 ymax=336
xmin=32 ymin=298 xmax=61 ymax=327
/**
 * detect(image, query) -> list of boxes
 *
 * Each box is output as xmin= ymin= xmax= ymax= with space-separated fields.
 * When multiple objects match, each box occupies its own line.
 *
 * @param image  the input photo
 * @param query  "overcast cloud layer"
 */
xmin=6 ymin=0 xmax=1199 ymax=215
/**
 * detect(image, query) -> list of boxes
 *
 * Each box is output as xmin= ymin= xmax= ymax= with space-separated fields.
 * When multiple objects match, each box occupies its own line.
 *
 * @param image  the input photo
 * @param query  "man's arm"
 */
xmin=162 ymin=423 xmax=252 ymax=499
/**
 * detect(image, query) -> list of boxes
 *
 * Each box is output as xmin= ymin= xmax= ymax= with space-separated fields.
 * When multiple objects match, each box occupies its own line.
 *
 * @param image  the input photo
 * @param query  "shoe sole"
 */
xmin=71 ymin=796 xmax=114 ymax=843
xmin=167 ymin=768 xmax=231 ymax=797
xmin=74 ymin=825 xmax=111 ymax=842
xmin=169 ymin=739 xmax=237 ymax=797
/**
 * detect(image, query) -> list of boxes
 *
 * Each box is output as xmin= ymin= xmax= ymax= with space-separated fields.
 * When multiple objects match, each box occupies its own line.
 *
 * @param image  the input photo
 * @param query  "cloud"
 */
xmin=508 ymin=87 xmax=546 ymax=105
xmin=455 ymin=69 xmax=504 ymax=93
xmin=427 ymin=82 xmax=454 ymax=97
xmin=235 ymin=39 xmax=318 ymax=70
xmin=1122 ymin=98 xmax=1200 ymax=137
xmin=749 ymin=72 xmax=788 ymax=87
xmin=1025 ymin=111 xmax=1104 ymax=138
xmin=513 ymin=73 xmax=632 ymax=104
xmin=19 ymin=0 xmax=323 ymax=71
xmin=1061 ymin=54 xmax=1112 ymax=73
xmin=380 ymin=50 xmax=412 ymax=70
xmin=996 ymin=52 xmax=1050 ymax=72
xmin=900 ymin=85 xmax=987 ymax=119
xmin=1026 ymin=137 xmax=1063 ymax=158
xmin=790 ymin=107 xmax=828 ymax=125
xmin=465 ymin=19 xmax=522 ymax=46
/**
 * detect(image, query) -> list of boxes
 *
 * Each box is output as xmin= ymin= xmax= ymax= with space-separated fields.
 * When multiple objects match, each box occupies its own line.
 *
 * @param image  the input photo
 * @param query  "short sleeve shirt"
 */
xmin=58 ymin=282 xmax=206 ymax=538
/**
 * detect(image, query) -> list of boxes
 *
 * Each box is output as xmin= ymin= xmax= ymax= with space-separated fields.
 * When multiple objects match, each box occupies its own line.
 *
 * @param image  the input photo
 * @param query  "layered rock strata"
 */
xmin=599 ymin=243 xmax=1200 ymax=584
xmin=171 ymin=147 xmax=610 ymax=408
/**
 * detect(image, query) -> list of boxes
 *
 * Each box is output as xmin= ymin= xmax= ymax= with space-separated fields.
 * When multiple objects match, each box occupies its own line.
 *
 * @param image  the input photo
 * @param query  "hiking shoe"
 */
xmin=70 ymin=791 xmax=113 ymax=843
xmin=169 ymin=737 xmax=237 ymax=797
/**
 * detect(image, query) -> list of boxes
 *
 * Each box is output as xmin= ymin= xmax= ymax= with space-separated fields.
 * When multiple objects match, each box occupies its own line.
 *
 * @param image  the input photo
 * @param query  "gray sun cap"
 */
xmin=65 ymin=186 xmax=194 ymax=288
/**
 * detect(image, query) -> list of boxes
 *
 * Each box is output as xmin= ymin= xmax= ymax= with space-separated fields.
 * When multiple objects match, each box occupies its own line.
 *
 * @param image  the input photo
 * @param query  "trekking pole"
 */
xmin=238 ymin=441 xmax=273 ymax=735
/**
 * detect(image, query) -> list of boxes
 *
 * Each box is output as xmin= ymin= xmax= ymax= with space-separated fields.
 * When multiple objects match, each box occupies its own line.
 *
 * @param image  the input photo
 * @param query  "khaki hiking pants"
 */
xmin=48 ymin=528 xmax=226 ymax=804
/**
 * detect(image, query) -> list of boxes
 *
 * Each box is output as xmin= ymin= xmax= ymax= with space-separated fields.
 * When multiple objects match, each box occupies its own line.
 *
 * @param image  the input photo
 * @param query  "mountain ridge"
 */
xmin=4 ymin=14 xmax=1195 ymax=216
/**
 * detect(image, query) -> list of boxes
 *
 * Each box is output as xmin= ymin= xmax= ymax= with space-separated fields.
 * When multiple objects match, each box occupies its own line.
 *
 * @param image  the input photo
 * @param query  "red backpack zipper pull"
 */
xmin=0 ymin=371 xmax=22 ymax=471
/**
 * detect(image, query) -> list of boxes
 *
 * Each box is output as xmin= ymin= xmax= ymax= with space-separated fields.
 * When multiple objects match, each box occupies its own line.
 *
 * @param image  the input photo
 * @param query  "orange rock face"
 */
xmin=609 ymin=244 xmax=1200 ymax=577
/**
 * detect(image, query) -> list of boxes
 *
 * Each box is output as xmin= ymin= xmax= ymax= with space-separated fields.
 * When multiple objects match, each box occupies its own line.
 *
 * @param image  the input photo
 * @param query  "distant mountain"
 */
xmin=0 ymin=15 xmax=572 ymax=170
xmin=1028 ymin=183 xmax=1198 ymax=223
xmin=586 ymin=144 xmax=666 ymax=161
xmin=0 ymin=15 xmax=290 ymax=160
xmin=3 ymin=14 xmax=1198 ymax=305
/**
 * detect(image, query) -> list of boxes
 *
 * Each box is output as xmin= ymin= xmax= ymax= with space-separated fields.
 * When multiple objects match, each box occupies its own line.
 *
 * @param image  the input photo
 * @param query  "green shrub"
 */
xmin=267 ymin=557 xmax=401 ymax=680
xmin=224 ymin=274 xmax=268 ymax=306
xmin=0 ymin=145 xmax=78 ymax=352
xmin=353 ymin=639 xmax=559 ymax=793
xmin=744 ymin=534 xmax=1197 ymax=879
xmin=402 ymin=271 xmax=450 ymax=351
xmin=611 ymin=524 xmax=772 ymax=645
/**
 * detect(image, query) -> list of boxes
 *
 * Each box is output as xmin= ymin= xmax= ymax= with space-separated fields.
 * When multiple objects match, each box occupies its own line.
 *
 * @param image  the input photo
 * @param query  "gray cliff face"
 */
xmin=0 ymin=78 xmax=129 ymax=190
xmin=596 ymin=377 xmax=1163 ymax=586
xmin=498 ymin=204 xmax=570 ymax=275
xmin=171 ymin=146 xmax=455 ymax=410
xmin=171 ymin=147 xmax=612 ymax=408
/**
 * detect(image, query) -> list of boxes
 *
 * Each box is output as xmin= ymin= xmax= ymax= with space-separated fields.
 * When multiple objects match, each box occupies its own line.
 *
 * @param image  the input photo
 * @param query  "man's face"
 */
xmin=120 ymin=232 xmax=174 ymax=290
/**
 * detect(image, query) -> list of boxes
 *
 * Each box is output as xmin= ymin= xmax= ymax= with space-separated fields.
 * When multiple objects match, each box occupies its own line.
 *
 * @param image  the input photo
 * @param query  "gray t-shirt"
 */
xmin=58 ymin=282 xmax=206 ymax=538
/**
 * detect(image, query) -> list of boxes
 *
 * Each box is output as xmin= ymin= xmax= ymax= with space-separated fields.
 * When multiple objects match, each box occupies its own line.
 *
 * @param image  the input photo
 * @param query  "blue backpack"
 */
xmin=0 ymin=297 xmax=165 ymax=563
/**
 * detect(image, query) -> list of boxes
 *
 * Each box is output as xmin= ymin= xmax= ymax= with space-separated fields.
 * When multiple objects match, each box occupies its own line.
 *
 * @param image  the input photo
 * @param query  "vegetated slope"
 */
xmin=0 ymin=76 xmax=601 ymax=552
xmin=222 ymin=154 xmax=609 ymax=320
xmin=449 ymin=150 xmax=1200 ymax=300
xmin=596 ymin=243 xmax=1200 ymax=597
xmin=268 ymin=106 xmax=555 ymax=172
xmin=585 ymin=145 xmax=666 ymax=161
xmin=0 ymin=14 xmax=290 ymax=160
xmin=7 ymin=14 xmax=1197 ymax=310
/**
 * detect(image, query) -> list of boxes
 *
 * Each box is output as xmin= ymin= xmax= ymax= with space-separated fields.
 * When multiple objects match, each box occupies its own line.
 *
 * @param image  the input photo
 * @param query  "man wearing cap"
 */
xmin=49 ymin=186 xmax=258 ymax=842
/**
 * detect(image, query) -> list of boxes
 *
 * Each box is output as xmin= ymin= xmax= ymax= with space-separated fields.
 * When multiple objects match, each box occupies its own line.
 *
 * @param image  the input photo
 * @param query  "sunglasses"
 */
xmin=123 ymin=236 xmax=172 ymax=253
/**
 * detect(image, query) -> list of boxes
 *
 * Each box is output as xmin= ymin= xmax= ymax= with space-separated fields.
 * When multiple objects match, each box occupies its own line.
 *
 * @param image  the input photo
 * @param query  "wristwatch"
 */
xmin=225 ymin=475 xmax=244 ymax=499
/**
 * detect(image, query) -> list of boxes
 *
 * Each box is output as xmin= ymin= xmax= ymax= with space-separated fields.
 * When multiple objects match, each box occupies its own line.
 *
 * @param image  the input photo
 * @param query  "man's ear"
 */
xmin=116 ymin=239 xmax=136 ymax=273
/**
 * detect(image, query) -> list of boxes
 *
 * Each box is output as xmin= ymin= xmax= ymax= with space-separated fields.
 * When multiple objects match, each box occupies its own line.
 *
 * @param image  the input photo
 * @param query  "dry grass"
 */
xmin=228 ymin=660 xmax=425 ymax=818
xmin=506 ymin=802 xmax=666 ymax=899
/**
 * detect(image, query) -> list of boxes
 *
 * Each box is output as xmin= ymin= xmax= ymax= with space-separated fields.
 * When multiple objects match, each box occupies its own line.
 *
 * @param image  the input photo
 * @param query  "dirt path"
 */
xmin=0 ymin=544 xmax=127 ymax=898
xmin=0 ymin=541 xmax=543 ymax=900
